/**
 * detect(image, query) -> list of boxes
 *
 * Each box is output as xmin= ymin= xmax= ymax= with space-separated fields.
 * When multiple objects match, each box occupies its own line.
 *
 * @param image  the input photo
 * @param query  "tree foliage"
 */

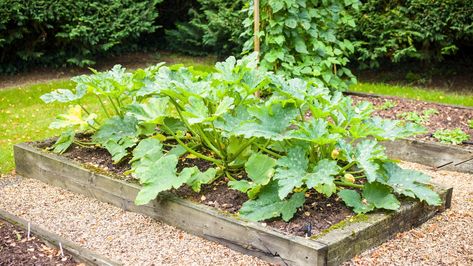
xmin=243 ymin=0 xmax=360 ymax=90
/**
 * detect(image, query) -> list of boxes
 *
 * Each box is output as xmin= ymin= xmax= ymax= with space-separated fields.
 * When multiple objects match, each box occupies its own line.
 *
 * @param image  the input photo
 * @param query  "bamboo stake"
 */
xmin=254 ymin=0 xmax=261 ymax=98
xmin=254 ymin=0 xmax=260 ymax=56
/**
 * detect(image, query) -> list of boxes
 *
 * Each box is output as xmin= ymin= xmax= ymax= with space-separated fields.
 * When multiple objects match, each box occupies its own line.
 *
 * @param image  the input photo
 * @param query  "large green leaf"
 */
xmin=383 ymin=163 xmax=441 ymax=206
xmin=363 ymin=182 xmax=400 ymax=210
xmin=306 ymin=159 xmax=340 ymax=197
xmin=349 ymin=120 xmax=384 ymax=139
xmin=49 ymin=105 xmax=97 ymax=131
xmin=354 ymin=139 xmax=387 ymax=182
xmin=40 ymin=87 xmax=86 ymax=103
xmin=52 ymin=130 xmax=75 ymax=154
xmin=130 ymin=138 xmax=164 ymax=169
xmin=183 ymin=96 xmax=209 ymax=124
xmin=92 ymin=115 xmax=139 ymax=162
xmin=239 ymin=182 xmax=305 ymax=222
xmin=274 ymin=146 xmax=308 ymax=199
xmin=338 ymin=189 xmax=375 ymax=213
xmin=289 ymin=118 xmax=339 ymax=145
xmin=214 ymin=96 xmax=235 ymax=117
xmin=180 ymin=167 xmax=218 ymax=193
xmin=126 ymin=97 xmax=173 ymax=124
xmin=339 ymin=182 xmax=401 ymax=214
xmin=220 ymin=102 xmax=299 ymax=140
xmin=103 ymin=138 xmax=136 ymax=163
xmin=134 ymin=155 xmax=182 ymax=205
xmin=246 ymin=153 xmax=276 ymax=184
xmin=368 ymin=117 xmax=427 ymax=140
xmin=229 ymin=153 xmax=276 ymax=198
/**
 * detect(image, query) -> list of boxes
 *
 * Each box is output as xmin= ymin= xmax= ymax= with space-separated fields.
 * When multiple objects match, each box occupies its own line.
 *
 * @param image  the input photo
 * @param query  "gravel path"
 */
xmin=347 ymin=162 xmax=473 ymax=265
xmin=0 ymin=175 xmax=269 ymax=265
xmin=0 ymin=161 xmax=471 ymax=265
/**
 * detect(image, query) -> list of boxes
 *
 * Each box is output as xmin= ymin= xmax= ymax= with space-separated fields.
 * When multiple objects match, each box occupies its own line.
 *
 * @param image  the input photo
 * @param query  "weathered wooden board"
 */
xmin=384 ymin=139 xmax=473 ymax=174
xmin=0 ymin=208 xmax=120 ymax=266
xmin=14 ymin=143 xmax=452 ymax=266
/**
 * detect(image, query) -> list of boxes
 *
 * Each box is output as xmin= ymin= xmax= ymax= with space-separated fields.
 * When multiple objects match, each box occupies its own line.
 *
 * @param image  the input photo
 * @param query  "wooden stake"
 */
xmin=254 ymin=0 xmax=260 ymax=55
xmin=254 ymin=0 xmax=261 ymax=98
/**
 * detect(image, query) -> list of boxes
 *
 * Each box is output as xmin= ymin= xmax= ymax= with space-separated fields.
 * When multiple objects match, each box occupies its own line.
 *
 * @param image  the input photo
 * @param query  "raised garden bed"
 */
xmin=14 ymin=142 xmax=452 ymax=266
xmin=346 ymin=91 xmax=473 ymax=173
xmin=0 ymin=207 xmax=118 ymax=266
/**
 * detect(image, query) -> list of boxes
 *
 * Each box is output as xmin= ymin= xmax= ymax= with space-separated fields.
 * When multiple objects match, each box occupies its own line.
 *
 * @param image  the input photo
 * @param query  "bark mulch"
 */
xmin=350 ymin=94 xmax=473 ymax=146
xmin=0 ymin=218 xmax=78 ymax=266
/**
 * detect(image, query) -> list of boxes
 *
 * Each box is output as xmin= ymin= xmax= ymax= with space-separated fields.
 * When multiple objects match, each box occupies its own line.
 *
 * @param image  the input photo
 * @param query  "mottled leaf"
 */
xmin=239 ymin=182 xmax=305 ymax=222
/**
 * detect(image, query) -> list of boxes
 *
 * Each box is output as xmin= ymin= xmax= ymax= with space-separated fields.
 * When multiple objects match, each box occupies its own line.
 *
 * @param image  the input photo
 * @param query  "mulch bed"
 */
xmin=0 ymin=219 xmax=78 ymax=265
xmin=349 ymin=94 xmax=473 ymax=146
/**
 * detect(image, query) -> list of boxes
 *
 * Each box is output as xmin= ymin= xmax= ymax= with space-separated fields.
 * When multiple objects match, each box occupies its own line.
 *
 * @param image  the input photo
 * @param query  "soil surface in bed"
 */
xmin=350 ymin=94 xmax=473 ymax=147
xmin=0 ymin=219 xmax=78 ymax=265
xmin=37 ymin=141 xmax=353 ymax=238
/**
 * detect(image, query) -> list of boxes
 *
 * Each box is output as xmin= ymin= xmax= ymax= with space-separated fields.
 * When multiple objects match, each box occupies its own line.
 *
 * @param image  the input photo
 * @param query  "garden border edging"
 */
xmin=384 ymin=139 xmax=473 ymax=174
xmin=14 ymin=142 xmax=452 ymax=266
xmin=0 ymin=208 xmax=120 ymax=266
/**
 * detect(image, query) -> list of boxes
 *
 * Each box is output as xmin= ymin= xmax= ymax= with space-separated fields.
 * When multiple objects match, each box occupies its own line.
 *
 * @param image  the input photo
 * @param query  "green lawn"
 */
xmin=0 ymin=80 xmax=99 ymax=173
xmin=351 ymin=82 xmax=473 ymax=107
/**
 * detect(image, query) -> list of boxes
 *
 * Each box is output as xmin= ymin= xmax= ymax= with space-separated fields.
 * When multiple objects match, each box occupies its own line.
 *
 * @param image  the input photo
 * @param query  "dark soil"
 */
xmin=45 ymin=142 xmax=353 ymax=238
xmin=0 ymin=219 xmax=77 ymax=265
xmin=349 ymin=93 xmax=473 ymax=146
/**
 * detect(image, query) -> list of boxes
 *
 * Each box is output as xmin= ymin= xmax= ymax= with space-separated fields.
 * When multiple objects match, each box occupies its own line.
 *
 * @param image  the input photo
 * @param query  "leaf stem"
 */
xmin=78 ymin=102 xmax=90 ymax=115
xmin=228 ymin=137 xmax=257 ymax=162
xmin=168 ymin=97 xmax=200 ymax=138
xmin=339 ymin=161 xmax=356 ymax=174
xmin=255 ymin=143 xmax=283 ymax=158
xmin=96 ymin=95 xmax=111 ymax=118
xmin=195 ymin=126 xmax=224 ymax=159
xmin=108 ymin=96 xmax=121 ymax=117
xmin=225 ymin=171 xmax=236 ymax=181
xmin=334 ymin=181 xmax=364 ymax=189
xmin=162 ymin=123 xmax=223 ymax=165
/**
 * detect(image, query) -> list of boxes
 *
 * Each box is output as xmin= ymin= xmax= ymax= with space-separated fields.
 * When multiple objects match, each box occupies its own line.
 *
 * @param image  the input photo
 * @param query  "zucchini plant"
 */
xmin=41 ymin=54 xmax=440 ymax=222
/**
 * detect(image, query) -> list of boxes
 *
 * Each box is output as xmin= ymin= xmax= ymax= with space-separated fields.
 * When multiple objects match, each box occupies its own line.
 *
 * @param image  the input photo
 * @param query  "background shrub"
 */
xmin=346 ymin=0 xmax=473 ymax=68
xmin=242 ymin=0 xmax=360 ymax=90
xmin=0 ymin=0 xmax=162 ymax=73
xmin=164 ymin=0 xmax=245 ymax=57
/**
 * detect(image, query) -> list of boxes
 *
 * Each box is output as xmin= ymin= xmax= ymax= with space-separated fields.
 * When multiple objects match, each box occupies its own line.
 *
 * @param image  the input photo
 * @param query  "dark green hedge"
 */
xmin=0 ymin=0 xmax=162 ymax=73
xmin=346 ymin=0 xmax=473 ymax=68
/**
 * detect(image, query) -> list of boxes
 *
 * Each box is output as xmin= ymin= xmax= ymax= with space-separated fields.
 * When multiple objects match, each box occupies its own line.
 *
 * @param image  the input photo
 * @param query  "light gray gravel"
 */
xmin=347 ymin=162 xmax=473 ymax=265
xmin=1 ymin=161 xmax=471 ymax=265
xmin=0 ymin=175 xmax=269 ymax=265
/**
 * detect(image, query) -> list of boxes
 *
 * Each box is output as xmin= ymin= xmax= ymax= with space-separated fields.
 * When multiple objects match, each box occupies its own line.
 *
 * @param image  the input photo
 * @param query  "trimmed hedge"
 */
xmin=347 ymin=0 xmax=473 ymax=68
xmin=0 ymin=0 xmax=162 ymax=72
